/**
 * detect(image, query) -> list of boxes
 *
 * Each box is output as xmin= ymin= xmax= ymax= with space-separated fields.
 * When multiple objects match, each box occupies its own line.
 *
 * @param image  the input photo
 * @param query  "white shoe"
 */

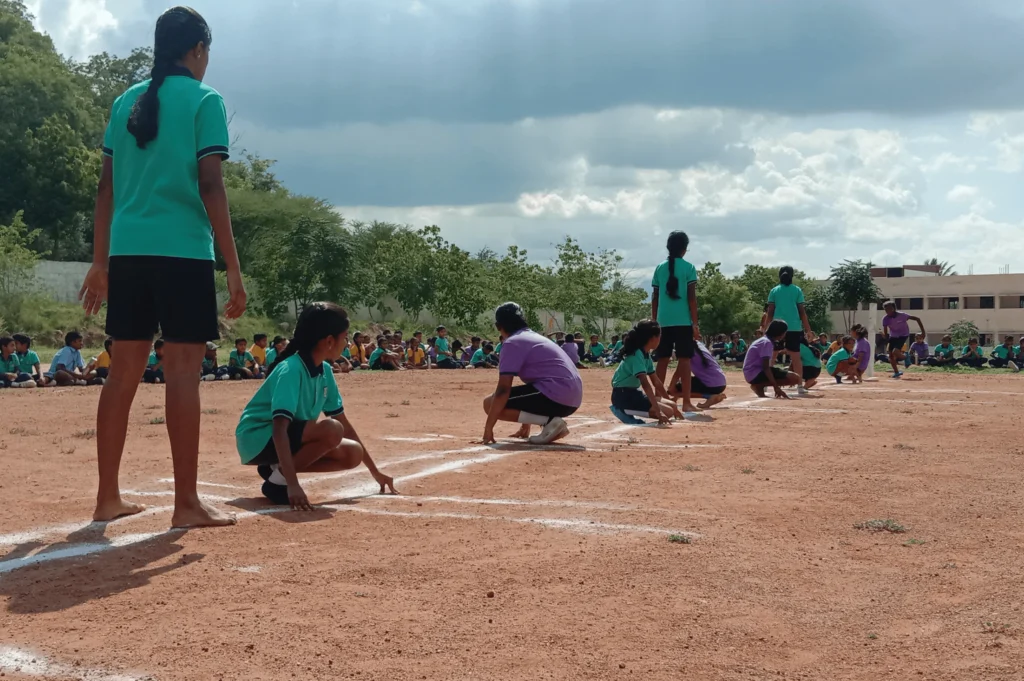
xmin=13 ymin=380 xmax=36 ymax=388
xmin=797 ymin=385 xmax=809 ymax=395
xmin=201 ymin=374 xmax=215 ymax=382
xmin=217 ymin=374 xmax=230 ymax=381
xmin=1010 ymin=361 xmax=1020 ymax=373
xmin=76 ymin=380 xmax=88 ymax=386
xmin=528 ymin=417 xmax=569 ymax=445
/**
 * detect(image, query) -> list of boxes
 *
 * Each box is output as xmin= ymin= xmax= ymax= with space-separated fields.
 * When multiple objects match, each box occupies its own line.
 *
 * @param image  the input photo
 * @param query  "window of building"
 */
xmin=947 ymin=298 xmax=959 ymax=310
xmin=1020 ymin=296 xmax=1024 ymax=309
xmin=886 ymin=267 xmax=904 ymax=278
xmin=909 ymin=297 xmax=924 ymax=310
xmin=980 ymin=296 xmax=995 ymax=309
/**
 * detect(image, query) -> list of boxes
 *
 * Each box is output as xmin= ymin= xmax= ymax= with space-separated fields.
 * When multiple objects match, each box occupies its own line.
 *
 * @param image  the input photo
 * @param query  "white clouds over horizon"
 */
xmin=22 ymin=0 xmax=1024 ymax=279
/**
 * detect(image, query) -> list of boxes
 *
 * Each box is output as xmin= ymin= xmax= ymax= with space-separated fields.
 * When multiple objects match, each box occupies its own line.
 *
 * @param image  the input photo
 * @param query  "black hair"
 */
xmin=0 ymin=337 xmax=13 ymax=353
xmin=471 ymin=336 xmax=481 ymax=343
xmin=495 ymin=302 xmax=528 ymax=335
xmin=128 ymin=7 xmax=212 ymax=149
xmin=104 ymin=338 xmax=114 ymax=351
xmin=352 ymin=332 xmax=363 ymax=343
xmin=665 ymin=231 xmax=690 ymax=300
xmin=779 ymin=265 xmax=795 ymax=286
xmin=383 ymin=329 xmax=392 ymax=336
xmin=394 ymin=330 xmax=403 ymax=336
xmin=765 ymin=320 xmax=788 ymax=339
xmin=883 ymin=300 xmax=896 ymax=309
xmin=254 ymin=333 xmax=267 ymax=343
xmin=436 ymin=325 xmax=446 ymax=332
xmin=272 ymin=335 xmax=286 ymax=345
xmin=12 ymin=334 xmax=31 ymax=347
xmin=1004 ymin=335 xmax=1014 ymax=344
xmin=376 ymin=335 xmax=386 ymax=344
xmin=452 ymin=340 xmax=463 ymax=351
xmin=621 ymin=320 xmax=661 ymax=357
xmin=413 ymin=331 xmax=422 ymax=337
xmin=483 ymin=342 xmax=495 ymax=353
xmin=268 ymin=303 xmax=350 ymax=376
xmin=234 ymin=338 xmax=246 ymax=345
xmin=841 ymin=335 xmax=855 ymax=346
xmin=65 ymin=331 xmax=83 ymax=346
xmin=968 ymin=337 xmax=979 ymax=344
xmin=154 ymin=339 xmax=165 ymax=350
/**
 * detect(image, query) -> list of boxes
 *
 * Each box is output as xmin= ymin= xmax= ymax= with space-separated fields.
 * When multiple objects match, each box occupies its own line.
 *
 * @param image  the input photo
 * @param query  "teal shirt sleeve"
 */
xmin=195 ymin=92 xmax=230 ymax=160
xmin=644 ymin=353 xmax=655 ymax=374
xmin=684 ymin=260 xmax=698 ymax=286
xmin=323 ymin=370 xmax=344 ymax=416
xmin=471 ymin=349 xmax=484 ymax=364
xmin=102 ymin=98 xmax=120 ymax=157
xmin=269 ymin=362 xmax=301 ymax=420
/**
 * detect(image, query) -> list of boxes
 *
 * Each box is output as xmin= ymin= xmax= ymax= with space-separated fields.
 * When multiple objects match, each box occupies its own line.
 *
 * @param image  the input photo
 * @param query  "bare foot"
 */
xmin=511 ymin=424 xmax=531 ymax=439
xmin=701 ymin=394 xmax=727 ymax=409
xmin=681 ymin=402 xmax=698 ymax=413
xmin=93 ymin=498 xmax=146 ymax=522
xmin=171 ymin=501 xmax=237 ymax=528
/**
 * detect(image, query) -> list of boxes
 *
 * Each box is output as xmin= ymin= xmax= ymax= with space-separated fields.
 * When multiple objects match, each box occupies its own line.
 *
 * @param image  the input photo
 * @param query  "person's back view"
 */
xmin=80 ymin=6 xmax=246 ymax=528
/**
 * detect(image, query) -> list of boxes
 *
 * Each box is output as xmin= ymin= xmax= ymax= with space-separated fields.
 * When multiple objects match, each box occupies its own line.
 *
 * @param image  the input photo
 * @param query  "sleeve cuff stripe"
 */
xmin=272 ymin=410 xmax=294 ymax=421
xmin=324 ymin=407 xmax=345 ymax=416
xmin=197 ymin=145 xmax=230 ymax=160
xmin=102 ymin=147 xmax=114 ymax=157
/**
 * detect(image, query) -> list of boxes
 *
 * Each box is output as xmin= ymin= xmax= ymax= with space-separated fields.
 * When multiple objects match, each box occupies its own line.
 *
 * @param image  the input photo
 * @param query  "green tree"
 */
xmin=423 ymin=225 xmax=489 ymax=325
xmin=696 ymin=262 xmax=762 ymax=338
xmin=947 ymin=319 xmax=980 ymax=347
xmin=0 ymin=209 xmax=42 ymax=298
xmin=734 ymin=264 xmax=782 ymax=307
xmin=73 ymin=47 xmax=153 ymax=115
xmin=490 ymin=245 xmax=551 ymax=322
xmin=828 ymin=260 xmax=882 ymax=329
xmin=553 ymin=237 xmax=613 ymax=331
xmin=924 ymin=257 xmax=957 ymax=276
xmin=224 ymin=153 xmax=286 ymax=194
xmin=802 ymin=282 xmax=833 ymax=335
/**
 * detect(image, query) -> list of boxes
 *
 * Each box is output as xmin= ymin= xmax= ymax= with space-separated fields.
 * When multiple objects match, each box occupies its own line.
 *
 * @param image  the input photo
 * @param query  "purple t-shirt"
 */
xmin=692 ymin=343 xmax=727 ymax=388
xmin=500 ymin=329 xmax=583 ymax=408
xmin=562 ymin=340 xmax=580 ymax=363
xmin=855 ymin=337 xmax=871 ymax=371
xmin=742 ymin=336 xmax=776 ymax=383
xmin=883 ymin=312 xmax=911 ymax=337
xmin=909 ymin=342 xmax=929 ymax=359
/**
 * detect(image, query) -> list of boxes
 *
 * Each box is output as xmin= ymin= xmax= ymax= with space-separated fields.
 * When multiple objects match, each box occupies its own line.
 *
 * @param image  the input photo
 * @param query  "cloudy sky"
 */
xmin=24 ymin=0 xmax=1024 ymax=282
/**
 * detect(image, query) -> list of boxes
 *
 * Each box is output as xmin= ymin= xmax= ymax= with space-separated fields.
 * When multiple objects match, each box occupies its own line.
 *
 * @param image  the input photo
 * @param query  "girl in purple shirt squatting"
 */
xmin=483 ymin=302 xmax=584 ymax=446
xmin=673 ymin=341 xmax=728 ymax=409
xmin=852 ymin=324 xmax=872 ymax=381
xmin=881 ymin=301 xmax=925 ymax=379
xmin=742 ymin=320 xmax=801 ymax=399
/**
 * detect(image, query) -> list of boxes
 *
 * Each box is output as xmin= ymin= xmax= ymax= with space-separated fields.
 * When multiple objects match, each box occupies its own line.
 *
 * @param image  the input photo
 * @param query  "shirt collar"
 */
xmin=299 ymin=351 xmax=324 ymax=377
xmin=165 ymin=64 xmax=196 ymax=79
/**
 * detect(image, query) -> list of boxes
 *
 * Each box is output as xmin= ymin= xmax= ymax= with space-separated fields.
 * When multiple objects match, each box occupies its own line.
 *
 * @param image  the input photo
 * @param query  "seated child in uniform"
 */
xmin=585 ymin=335 xmax=606 ymax=363
xmin=927 ymin=335 xmax=957 ymax=367
xmin=907 ymin=334 xmax=929 ymax=366
xmin=201 ymin=341 xmax=230 ymax=381
xmin=0 ymin=336 xmax=36 ymax=388
xmin=852 ymin=325 xmax=872 ymax=381
xmin=989 ymin=336 xmax=1019 ymax=371
xmin=826 ymin=335 xmax=860 ymax=383
xmin=46 ymin=332 xmax=89 ymax=386
xmin=724 ymin=332 xmax=747 ymax=362
xmin=13 ymin=334 xmax=47 ymax=386
xmin=959 ymin=337 xmax=987 ymax=368
xmin=742 ymin=320 xmax=801 ymax=397
xmin=251 ymin=333 xmax=268 ymax=368
xmin=711 ymin=334 xmax=727 ymax=359
xmin=144 ymin=339 xmax=166 ymax=384
xmin=347 ymin=333 xmax=365 ymax=369
xmin=463 ymin=337 xmax=481 ymax=364
xmin=265 ymin=336 xmax=287 ymax=367
xmin=235 ymin=303 xmax=396 ymax=507
xmin=472 ymin=342 xmax=496 ymax=369
xmin=229 ymin=338 xmax=261 ymax=379
xmin=610 ymin=321 xmax=684 ymax=424
xmin=370 ymin=335 xmax=403 ymax=370
xmin=85 ymin=338 xmax=114 ymax=382
xmin=406 ymin=337 xmax=430 ymax=370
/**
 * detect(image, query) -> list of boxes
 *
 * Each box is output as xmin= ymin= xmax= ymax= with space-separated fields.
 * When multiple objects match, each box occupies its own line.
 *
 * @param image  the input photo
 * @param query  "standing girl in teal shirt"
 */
xmin=650 ymin=231 xmax=700 ymax=413
xmin=79 ymin=7 xmax=246 ymax=528
xmin=760 ymin=266 xmax=813 ymax=395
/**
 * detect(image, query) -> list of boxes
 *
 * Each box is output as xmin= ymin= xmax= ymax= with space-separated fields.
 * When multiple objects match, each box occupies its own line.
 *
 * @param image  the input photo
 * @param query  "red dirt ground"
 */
xmin=1 ymin=369 xmax=1023 ymax=680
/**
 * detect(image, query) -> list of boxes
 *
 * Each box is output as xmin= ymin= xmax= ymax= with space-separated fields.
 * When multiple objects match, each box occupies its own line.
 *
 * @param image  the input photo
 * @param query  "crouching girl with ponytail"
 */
xmin=236 ymin=303 xmax=398 ymax=510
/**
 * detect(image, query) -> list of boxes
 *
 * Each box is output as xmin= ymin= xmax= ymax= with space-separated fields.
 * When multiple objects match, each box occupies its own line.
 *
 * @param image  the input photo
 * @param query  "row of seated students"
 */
xmin=873 ymin=334 xmax=1023 ymax=371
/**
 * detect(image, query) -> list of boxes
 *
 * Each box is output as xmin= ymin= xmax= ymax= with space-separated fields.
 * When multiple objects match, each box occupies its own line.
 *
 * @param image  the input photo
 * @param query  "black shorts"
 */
xmin=246 ymin=420 xmax=308 ymax=465
xmin=106 ymin=256 xmax=218 ymax=344
xmin=749 ymin=367 xmax=790 ymax=385
xmin=656 ymin=326 xmax=695 ymax=360
xmin=887 ymin=336 xmax=909 ymax=353
xmin=690 ymin=375 xmax=725 ymax=396
xmin=802 ymin=365 xmax=821 ymax=381
xmin=611 ymin=387 xmax=652 ymax=413
xmin=784 ymin=332 xmax=804 ymax=353
xmin=506 ymin=384 xmax=578 ymax=418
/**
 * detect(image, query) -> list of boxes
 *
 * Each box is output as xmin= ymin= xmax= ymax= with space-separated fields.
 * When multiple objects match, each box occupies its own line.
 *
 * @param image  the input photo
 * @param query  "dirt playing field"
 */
xmin=1 ymin=368 xmax=1022 ymax=680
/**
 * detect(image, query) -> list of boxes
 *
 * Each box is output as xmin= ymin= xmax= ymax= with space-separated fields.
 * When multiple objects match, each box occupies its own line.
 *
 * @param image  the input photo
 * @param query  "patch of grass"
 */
xmin=854 ymin=519 xmax=907 ymax=533
xmin=867 ymin=633 xmax=878 ymax=640
xmin=385 ymin=413 xmax=400 ymax=419
xmin=741 ymin=467 xmax=755 ymax=474
xmin=668 ymin=534 xmax=692 ymax=544
xmin=683 ymin=464 xmax=702 ymax=472
xmin=73 ymin=429 xmax=96 ymax=439
xmin=903 ymin=538 xmax=926 ymax=546
xmin=942 ymin=562 xmax=958 ymax=569
xmin=893 ymin=443 xmax=915 ymax=451
xmin=149 ymin=417 xmax=166 ymax=425
xmin=202 ymin=408 xmax=220 ymax=415
xmin=9 ymin=427 xmax=37 ymax=436
xmin=354 ymin=592 xmax=369 ymax=598
xmin=400 ymin=400 xmax=410 ymax=406
xmin=626 ymin=436 xmax=640 ymax=445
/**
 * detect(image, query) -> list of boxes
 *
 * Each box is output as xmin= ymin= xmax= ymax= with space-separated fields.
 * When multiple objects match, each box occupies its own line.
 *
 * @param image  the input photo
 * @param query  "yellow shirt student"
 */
xmin=251 ymin=345 xmax=266 ymax=365
xmin=95 ymin=351 xmax=112 ymax=369
xmin=407 ymin=344 xmax=425 ymax=366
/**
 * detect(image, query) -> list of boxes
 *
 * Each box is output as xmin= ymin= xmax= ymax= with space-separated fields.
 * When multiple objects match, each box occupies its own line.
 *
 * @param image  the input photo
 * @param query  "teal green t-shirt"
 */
xmin=369 ymin=347 xmax=385 ymax=367
xmin=471 ymin=348 xmax=486 ymax=364
xmin=0 ymin=354 xmax=20 ymax=374
xmin=103 ymin=72 xmax=230 ymax=261
xmin=612 ymin=340 xmax=623 ymax=353
xmin=934 ymin=344 xmax=955 ymax=358
xmin=799 ymin=343 xmax=821 ymax=369
xmin=962 ymin=345 xmax=981 ymax=357
xmin=435 ymin=337 xmax=451 ymax=357
xmin=611 ymin=349 xmax=655 ymax=389
xmin=342 ymin=346 xmax=351 ymax=359
xmin=826 ymin=348 xmax=852 ymax=375
xmin=652 ymin=258 xmax=698 ymax=327
xmin=147 ymin=352 xmax=162 ymax=368
xmin=17 ymin=350 xmax=40 ymax=374
xmin=725 ymin=340 xmax=747 ymax=354
xmin=495 ymin=342 xmax=503 ymax=356
xmin=767 ymin=284 xmax=805 ymax=331
xmin=992 ymin=345 xmax=1012 ymax=360
xmin=591 ymin=342 xmax=606 ymax=356
xmin=265 ymin=348 xmax=277 ymax=365
xmin=235 ymin=354 xmax=343 ymax=463
xmin=229 ymin=350 xmax=254 ymax=368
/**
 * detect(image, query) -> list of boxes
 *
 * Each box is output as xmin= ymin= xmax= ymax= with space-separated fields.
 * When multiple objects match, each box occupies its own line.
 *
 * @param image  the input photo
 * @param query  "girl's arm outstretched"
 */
xmin=332 ymin=412 xmax=398 ymax=494
xmin=638 ymin=374 xmax=672 ymax=424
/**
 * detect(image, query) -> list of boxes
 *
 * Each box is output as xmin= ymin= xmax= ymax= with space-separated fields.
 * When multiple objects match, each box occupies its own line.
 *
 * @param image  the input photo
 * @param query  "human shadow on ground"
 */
xmin=224 ymin=497 xmax=339 ymax=524
xmin=0 ymin=523 xmax=200 ymax=615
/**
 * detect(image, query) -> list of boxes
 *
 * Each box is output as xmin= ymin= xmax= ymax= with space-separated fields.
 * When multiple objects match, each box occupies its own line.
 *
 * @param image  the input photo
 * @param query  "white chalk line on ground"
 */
xmin=159 ymin=478 xmax=244 ymax=490
xmin=0 ymin=645 xmax=150 ymax=681
xmin=0 ymin=421 xmax=701 ymax=573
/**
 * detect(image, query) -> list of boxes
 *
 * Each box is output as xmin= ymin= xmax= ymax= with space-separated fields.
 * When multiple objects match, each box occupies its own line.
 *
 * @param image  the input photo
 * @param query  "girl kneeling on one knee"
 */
xmin=235 ymin=303 xmax=397 ymax=510
xmin=611 ymin=320 xmax=684 ymax=424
